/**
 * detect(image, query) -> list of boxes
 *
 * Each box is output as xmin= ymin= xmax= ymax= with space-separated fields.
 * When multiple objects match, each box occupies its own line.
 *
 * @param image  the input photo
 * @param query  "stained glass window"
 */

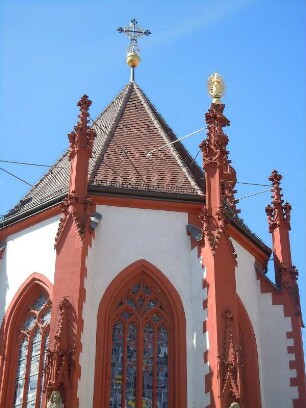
xmin=13 ymin=293 xmax=51 ymax=408
xmin=109 ymin=280 xmax=169 ymax=408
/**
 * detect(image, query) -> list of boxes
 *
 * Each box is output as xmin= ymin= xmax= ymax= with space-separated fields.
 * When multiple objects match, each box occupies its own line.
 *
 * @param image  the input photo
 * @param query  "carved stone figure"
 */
xmin=47 ymin=390 xmax=64 ymax=408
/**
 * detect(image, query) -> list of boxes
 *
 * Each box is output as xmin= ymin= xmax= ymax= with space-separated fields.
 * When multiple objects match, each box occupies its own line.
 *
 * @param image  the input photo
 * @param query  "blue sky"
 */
xmin=1 ymin=0 xmax=305 ymax=344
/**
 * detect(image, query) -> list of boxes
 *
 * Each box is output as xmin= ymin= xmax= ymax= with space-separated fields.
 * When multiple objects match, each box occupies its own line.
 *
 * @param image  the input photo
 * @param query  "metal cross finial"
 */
xmin=117 ymin=19 xmax=151 ymax=54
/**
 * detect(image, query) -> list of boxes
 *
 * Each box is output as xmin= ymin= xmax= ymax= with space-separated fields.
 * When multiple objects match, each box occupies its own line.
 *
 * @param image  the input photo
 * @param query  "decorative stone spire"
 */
xmin=265 ymin=177 xmax=305 ymax=408
xmin=50 ymin=96 xmax=98 ymax=406
xmin=265 ymin=170 xmax=291 ymax=233
xmin=265 ymin=170 xmax=298 ymax=290
xmin=200 ymin=73 xmax=239 ymax=233
xmin=55 ymin=95 xmax=96 ymax=248
xmin=199 ymin=74 xmax=241 ymax=408
xmin=68 ymin=95 xmax=96 ymax=200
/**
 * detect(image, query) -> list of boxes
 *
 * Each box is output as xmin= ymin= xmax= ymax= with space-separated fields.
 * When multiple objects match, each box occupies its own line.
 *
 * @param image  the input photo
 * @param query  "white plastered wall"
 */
xmin=0 ymin=215 xmax=60 ymax=326
xmin=233 ymin=239 xmax=298 ymax=408
xmin=79 ymin=205 xmax=208 ymax=407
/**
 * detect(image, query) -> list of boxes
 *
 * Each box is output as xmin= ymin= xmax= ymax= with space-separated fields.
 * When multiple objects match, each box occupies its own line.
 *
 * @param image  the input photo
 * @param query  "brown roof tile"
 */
xmin=3 ymin=82 xmax=204 ymax=224
xmin=90 ymin=82 xmax=204 ymax=195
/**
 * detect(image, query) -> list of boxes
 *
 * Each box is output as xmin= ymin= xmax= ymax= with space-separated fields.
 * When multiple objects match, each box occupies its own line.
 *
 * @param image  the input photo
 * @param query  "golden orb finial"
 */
xmin=117 ymin=19 xmax=151 ymax=81
xmin=126 ymin=51 xmax=141 ymax=68
xmin=208 ymin=73 xmax=226 ymax=104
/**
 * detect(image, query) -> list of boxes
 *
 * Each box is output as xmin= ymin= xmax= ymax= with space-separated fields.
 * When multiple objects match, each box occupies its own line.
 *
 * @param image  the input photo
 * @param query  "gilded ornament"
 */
xmin=126 ymin=51 xmax=141 ymax=68
xmin=208 ymin=73 xmax=225 ymax=104
xmin=117 ymin=19 xmax=151 ymax=79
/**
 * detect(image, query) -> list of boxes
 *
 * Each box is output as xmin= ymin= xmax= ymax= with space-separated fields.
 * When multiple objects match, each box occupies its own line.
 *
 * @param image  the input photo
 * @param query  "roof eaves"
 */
xmin=0 ymin=193 xmax=64 ymax=230
xmin=3 ymin=151 xmax=70 ymax=220
xmin=89 ymin=184 xmax=204 ymax=203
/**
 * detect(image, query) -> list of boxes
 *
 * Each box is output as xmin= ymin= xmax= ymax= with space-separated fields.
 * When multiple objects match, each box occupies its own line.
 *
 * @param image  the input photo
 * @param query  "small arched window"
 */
xmin=13 ymin=293 xmax=51 ymax=408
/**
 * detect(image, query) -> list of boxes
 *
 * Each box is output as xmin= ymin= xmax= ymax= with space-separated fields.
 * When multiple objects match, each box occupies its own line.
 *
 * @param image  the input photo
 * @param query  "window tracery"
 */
xmin=110 ymin=279 xmax=169 ymax=408
xmin=13 ymin=293 xmax=51 ymax=408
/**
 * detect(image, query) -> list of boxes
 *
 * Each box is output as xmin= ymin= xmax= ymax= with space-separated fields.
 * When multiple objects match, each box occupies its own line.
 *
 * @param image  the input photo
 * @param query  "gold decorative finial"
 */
xmin=117 ymin=19 xmax=151 ymax=81
xmin=208 ymin=73 xmax=226 ymax=104
xmin=126 ymin=51 xmax=141 ymax=68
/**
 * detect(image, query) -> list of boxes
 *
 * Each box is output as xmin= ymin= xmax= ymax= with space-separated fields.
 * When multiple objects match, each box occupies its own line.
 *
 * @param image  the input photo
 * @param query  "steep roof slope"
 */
xmin=90 ymin=82 xmax=204 ymax=195
xmin=3 ymin=82 xmax=204 ymax=224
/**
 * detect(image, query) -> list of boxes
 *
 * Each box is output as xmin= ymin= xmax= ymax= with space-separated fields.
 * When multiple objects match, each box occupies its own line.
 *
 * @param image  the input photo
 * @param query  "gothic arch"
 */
xmin=237 ymin=296 xmax=261 ymax=408
xmin=93 ymin=259 xmax=187 ymax=408
xmin=0 ymin=273 xmax=53 ymax=408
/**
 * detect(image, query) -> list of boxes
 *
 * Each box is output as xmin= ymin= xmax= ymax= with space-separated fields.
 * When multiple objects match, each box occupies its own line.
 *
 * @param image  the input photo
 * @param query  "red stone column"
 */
xmin=266 ymin=170 xmax=306 ymax=406
xmin=200 ymin=102 xmax=242 ymax=407
xmin=44 ymin=96 xmax=96 ymax=407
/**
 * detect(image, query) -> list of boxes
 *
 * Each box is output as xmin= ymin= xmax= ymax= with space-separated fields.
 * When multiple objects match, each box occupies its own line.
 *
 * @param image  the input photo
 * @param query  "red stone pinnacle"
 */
xmin=68 ymin=95 xmax=96 ymax=160
xmin=269 ymin=169 xmax=283 ymax=205
xmin=200 ymin=102 xmax=239 ymax=217
xmin=199 ymin=99 xmax=241 ymax=408
xmin=266 ymin=170 xmax=295 ymax=289
xmin=77 ymin=94 xmax=92 ymax=131
xmin=266 ymin=170 xmax=291 ymax=232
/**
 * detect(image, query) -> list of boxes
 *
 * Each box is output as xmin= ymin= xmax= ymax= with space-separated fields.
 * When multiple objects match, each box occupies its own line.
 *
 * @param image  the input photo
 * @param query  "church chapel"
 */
xmin=0 ymin=19 xmax=305 ymax=408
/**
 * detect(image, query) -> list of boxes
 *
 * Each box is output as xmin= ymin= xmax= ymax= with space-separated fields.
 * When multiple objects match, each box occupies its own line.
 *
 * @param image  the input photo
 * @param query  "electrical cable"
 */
xmin=0 ymin=117 xmax=272 ymax=195
xmin=0 ymin=167 xmax=33 ymax=186
xmin=0 ymin=158 xmax=271 ymax=189
xmin=102 ymin=160 xmax=135 ymax=187
xmin=191 ymin=149 xmax=201 ymax=166
xmin=119 ymin=147 xmax=148 ymax=186
xmin=146 ymin=127 xmax=206 ymax=157
xmin=0 ymin=159 xmax=60 ymax=168
xmin=89 ymin=116 xmax=148 ymax=186
xmin=91 ymin=117 xmax=274 ymax=195
xmin=237 ymin=181 xmax=270 ymax=187
xmin=237 ymin=189 xmax=271 ymax=201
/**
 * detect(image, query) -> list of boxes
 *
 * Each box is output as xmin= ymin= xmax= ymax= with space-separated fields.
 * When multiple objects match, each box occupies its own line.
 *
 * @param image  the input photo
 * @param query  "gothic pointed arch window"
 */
xmin=94 ymin=260 xmax=187 ymax=408
xmin=110 ymin=279 xmax=169 ymax=407
xmin=13 ymin=293 xmax=51 ymax=407
xmin=0 ymin=274 xmax=52 ymax=408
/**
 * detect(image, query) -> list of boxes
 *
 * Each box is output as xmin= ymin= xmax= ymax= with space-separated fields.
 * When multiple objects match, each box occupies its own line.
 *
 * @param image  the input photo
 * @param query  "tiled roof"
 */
xmin=3 ymin=82 xmax=204 ymax=224
xmin=90 ymin=82 xmax=204 ymax=195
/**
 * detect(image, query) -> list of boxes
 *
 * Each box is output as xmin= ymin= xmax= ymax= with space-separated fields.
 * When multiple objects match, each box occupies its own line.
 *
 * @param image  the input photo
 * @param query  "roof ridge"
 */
xmin=133 ymin=83 xmax=204 ymax=194
xmin=88 ymin=82 xmax=134 ymax=181
xmin=91 ymin=82 xmax=132 ymax=124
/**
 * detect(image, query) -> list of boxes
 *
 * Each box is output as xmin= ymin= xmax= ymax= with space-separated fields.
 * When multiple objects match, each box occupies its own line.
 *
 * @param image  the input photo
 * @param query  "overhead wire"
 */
xmin=237 ymin=181 xmax=270 ymax=187
xmin=102 ymin=160 xmax=135 ymax=187
xmin=146 ymin=127 xmax=206 ymax=157
xmin=237 ymin=189 xmax=271 ymax=201
xmin=119 ymin=147 xmax=148 ymax=186
xmin=0 ymin=159 xmax=61 ymax=168
xmin=190 ymin=149 xmax=201 ymax=166
xmin=92 ymin=118 xmax=266 ymax=192
xmin=0 ymin=119 xmax=273 ymax=196
xmin=89 ymin=116 xmax=148 ymax=186
xmin=0 ymin=167 xmax=33 ymax=186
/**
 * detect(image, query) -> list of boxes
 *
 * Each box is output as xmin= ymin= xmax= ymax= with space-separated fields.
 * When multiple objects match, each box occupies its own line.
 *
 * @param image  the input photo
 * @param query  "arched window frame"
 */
xmin=0 ymin=273 xmax=53 ymax=408
xmin=237 ymin=296 xmax=261 ymax=408
xmin=93 ymin=259 xmax=187 ymax=408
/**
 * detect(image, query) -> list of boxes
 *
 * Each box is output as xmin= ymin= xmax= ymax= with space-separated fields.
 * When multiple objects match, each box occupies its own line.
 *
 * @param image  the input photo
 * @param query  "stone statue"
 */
xmin=47 ymin=390 xmax=64 ymax=408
